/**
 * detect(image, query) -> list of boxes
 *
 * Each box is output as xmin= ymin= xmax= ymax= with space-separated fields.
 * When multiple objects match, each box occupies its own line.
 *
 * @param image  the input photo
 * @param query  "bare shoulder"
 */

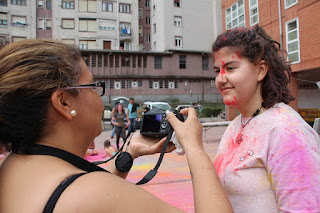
xmin=54 ymin=171 xmax=184 ymax=213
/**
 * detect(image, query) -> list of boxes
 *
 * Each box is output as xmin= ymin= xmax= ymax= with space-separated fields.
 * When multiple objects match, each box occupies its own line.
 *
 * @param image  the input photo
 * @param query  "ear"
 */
xmin=51 ymin=90 xmax=75 ymax=121
xmin=257 ymin=60 xmax=268 ymax=82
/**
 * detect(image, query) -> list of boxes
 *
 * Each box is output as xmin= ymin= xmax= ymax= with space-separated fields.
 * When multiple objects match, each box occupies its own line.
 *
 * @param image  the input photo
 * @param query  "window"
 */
xmin=38 ymin=18 xmax=51 ymax=29
xmin=11 ymin=0 xmax=26 ymax=5
xmin=143 ymin=55 xmax=147 ymax=68
xmin=12 ymin=16 xmax=27 ymax=27
xmin=153 ymin=5 xmax=155 ymax=16
xmin=139 ymin=9 xmax=143 ymax=18
xmin=0 ymin=0 xmax=7 ymax=6
xmin=98 ymin=54 xmax=102 ymax=67
xmin=79 ymin=0 xmax=96 ymax=12
xmin=169 ymin=81 xmax=175 ymax=89
xmin=79 ymin=19 xmax=96 ymax=32
xmin=202 ymin=55 xmax=209 ymax=70
xmin=38 ymin=0 xmax=51 ymax=9
xmin=79 ymin=40 xmax=97 ymax=50
xmin=99 ymin=19 xmax=115 ymax=30
xmin=62 ymin=39 xmax=75 ymax=44
xmin=120 ymin=22 xmax=131 ymax=36
xmin=146 ymin=17 xmax=150 ymax=24
xmin=153 ymin=23 xmax=156 ymax=34
xmin=115 ymin=55 xmax=119 ymax=67
xmin=145 ymin=0 xmax=150 ymax=7
xmin=138 ymin=80 xmax=142 ymax=87
xmin=121 ymin=80 xmax=125 ymax=89
xmin=132 ymin=80 xmax=138 ymax=88
xmin=62 ymin=0 xmax=74 ymax=9
xmin=119 ymin=3 xmax=130 ymax=13
xmin=174 ymin=16 xmax=182 ymax=26
xmin=149 ymin=80 xmax=152 ymax=89
xmin=132 ymin=55 xmax=136 ymax=67
xmin=285 ymin=0 xmax=297 ymax=9
xmin=225 ymin=0 xmax=245 ymax=30
xmin=110 ymin=80 xmax=114 ymax=89
xmin=286 ymin=19 xmax=300 ymax=63
xmin=91 ymin=54 xmax=96 ymax=67
xmin=165 ymin=80 xmax=168 ymax=88
xmin=139 ymin=26 xmax=143 ymax=37
xmin=146 ymin=34 xmax=150 ymax=42
xmin=0 ymin=13 xmax=8 ymax=28
xmin=115 ymin=81 xmax=121 ymax=89
xmin=174 ymin=0 xmax=181 ymax=7
xmin=249 ymin=0 xmax=259 ymax=26
xmin=121 ymin=55 xmax=130 ymax=67
xmin=153 ymin=81 xmax=159 ymax=89
xmin=154 ymin=56 xmax=162 ymax=69
xmin=175 ymin=36 xmax=183 ymax=47
xmin=179 ymin=55 xmax=186 ymax=69
xmin=120 ymin=41 xmax=131 ymax=50
xmin=102 ymin=1 xmax=112 ymax=12
xmin=46 ymin=0 xmax=51 ymax=9
xmin=61 ymin=19 xmax=74 ymax=29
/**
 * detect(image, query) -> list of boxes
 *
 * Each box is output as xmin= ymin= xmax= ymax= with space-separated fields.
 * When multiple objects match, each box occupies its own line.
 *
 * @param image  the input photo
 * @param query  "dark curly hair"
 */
xmin=0 ymin=40 xmax=83 ymax=153
xmin=212 ymin=25 xmax=295 ymax=108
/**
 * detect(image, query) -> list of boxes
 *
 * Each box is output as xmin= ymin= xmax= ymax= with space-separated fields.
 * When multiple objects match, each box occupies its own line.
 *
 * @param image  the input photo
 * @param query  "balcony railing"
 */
xmin=12 ymin=22 xmax=28 ymax=27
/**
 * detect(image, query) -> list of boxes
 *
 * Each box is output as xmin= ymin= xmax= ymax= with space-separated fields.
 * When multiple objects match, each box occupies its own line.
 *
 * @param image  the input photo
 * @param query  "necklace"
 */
xmin=236 ymin=107 xmax=262 ymax=144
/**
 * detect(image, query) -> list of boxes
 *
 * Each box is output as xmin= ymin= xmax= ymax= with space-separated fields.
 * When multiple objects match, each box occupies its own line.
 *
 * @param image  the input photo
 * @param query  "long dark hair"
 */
xmin=212 ymin=25 xmax=295 ymax=108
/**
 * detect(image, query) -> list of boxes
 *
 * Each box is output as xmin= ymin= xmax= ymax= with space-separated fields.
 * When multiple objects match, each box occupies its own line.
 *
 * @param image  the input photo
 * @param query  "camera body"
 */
xmin=140 ymin=108 xmax=184 ymax=137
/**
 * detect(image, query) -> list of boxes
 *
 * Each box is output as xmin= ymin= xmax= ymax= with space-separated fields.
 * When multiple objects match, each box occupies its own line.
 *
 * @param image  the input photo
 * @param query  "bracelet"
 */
xmin=115 ymin=151 xmax=133 ymax=173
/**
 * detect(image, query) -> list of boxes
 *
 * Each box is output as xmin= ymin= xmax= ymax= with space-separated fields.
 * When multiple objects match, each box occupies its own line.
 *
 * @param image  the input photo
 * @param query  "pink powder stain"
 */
xmin=237 ymin=51 xmax=242 ymax=59
xmin=224 ymin=96 xmax=237 ymax=106
xmin=232 ymin=55 xmax=235 ymax=59
xmin=219 ymin=61 xmax=226 ymax=77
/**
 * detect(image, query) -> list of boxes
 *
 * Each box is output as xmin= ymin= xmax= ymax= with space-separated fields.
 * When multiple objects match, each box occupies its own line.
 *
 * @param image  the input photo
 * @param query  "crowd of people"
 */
xmin=0 ymin=25 xmax=319 ymax=212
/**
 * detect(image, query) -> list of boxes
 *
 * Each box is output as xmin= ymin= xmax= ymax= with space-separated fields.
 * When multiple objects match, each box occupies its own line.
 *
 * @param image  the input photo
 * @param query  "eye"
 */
xmin=226 ymin=66 xmax=235 ymax=71
xmin=214 ymin=69 xmax=220 ymax=73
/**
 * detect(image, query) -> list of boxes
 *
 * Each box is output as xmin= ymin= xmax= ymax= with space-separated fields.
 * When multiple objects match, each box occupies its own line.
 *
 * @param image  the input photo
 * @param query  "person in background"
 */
xmin=212 ymin=25 xmax=320 ymax=212
xmin=142 ymin=104 xmax=150 ymax=115
xmin=127 ymin=98 xmax=139 ymax=133
xmin=111 ymin=103 xmax=130 ymax=150
xmin=110 ymin=101 xmax=119 ymax=139
xmin=102 ymin=140 xmax=117 ymax=158
xmin=85 ymin=141 xmax=98 ymax=157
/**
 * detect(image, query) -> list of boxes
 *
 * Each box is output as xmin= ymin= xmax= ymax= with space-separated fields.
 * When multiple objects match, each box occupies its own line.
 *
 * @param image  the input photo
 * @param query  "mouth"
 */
xmin=221 ymin=87 xmax=233 ymax=92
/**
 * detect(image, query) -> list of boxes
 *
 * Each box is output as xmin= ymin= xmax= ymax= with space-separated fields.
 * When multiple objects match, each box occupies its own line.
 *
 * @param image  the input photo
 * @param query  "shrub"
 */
xmin=200 ymin=107 xmax=222 ymax=117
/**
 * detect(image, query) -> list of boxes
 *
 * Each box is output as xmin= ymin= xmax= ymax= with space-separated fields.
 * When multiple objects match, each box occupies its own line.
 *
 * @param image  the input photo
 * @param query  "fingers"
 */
xmin=180 ymin=107 xmax=197 ymax=117
xmin=166 ymin=110 xmax=181 ymax=128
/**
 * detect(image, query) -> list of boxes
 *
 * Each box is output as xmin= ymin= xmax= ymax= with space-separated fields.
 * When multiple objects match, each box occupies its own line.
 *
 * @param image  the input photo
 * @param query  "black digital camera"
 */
xmin=140 ymin=108 xmax=184 ymax=137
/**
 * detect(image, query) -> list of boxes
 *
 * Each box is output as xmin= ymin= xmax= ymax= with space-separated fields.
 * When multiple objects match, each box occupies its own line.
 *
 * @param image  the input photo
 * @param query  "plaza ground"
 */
xmin=86 ymin=125 xmax=228 ymax=212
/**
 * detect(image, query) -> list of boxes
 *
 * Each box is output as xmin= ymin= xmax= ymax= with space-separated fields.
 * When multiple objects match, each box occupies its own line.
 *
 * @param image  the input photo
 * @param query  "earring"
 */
xmin=70 ymin=110 xmax=77 ymax=117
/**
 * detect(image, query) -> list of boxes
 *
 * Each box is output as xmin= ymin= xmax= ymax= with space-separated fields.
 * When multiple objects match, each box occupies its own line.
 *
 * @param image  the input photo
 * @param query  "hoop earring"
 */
xmin=70 ymin=110 xmax=77 ymax=117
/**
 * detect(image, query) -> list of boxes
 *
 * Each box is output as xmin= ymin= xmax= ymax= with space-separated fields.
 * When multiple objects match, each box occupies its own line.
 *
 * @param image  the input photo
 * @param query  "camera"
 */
xmin=140 ymin=108 xmax=184 ymax=137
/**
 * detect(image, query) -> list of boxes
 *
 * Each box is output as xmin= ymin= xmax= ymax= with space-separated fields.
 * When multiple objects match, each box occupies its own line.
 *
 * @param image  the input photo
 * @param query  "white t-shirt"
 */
xmin=214 ymin=103 xmax=320 ymax=212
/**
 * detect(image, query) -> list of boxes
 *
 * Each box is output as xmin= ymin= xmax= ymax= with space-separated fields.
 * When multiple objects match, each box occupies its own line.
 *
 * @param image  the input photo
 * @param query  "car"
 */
xmin=103 ymin=105 xmax=113 ymax=121
xmin=175 ymin=104 xmax=202 ymax=112
xmin=144 ymin=101 xmax=172 ymax=111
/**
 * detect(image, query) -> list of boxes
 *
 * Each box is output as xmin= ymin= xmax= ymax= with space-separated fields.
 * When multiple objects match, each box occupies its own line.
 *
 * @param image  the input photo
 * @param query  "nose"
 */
xmin=215 ymin=72 xmax=228 ymax=86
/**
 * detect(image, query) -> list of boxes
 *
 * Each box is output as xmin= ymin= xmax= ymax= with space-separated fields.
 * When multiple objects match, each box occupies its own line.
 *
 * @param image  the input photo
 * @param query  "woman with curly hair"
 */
xmin=213 ymin=25 xmax=320 ymax=212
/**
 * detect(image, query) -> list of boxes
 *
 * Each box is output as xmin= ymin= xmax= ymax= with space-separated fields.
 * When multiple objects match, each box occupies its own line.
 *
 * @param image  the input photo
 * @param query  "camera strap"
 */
xmin=25 ymin=143 xmax=109 ymax=173
xmin=136 ymin=129 xmax=173 ymax=185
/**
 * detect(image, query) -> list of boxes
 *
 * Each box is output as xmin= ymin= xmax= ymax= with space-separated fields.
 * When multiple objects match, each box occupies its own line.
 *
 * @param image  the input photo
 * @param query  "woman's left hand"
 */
xmin=125 ymin=132 xmax=176 ymax=159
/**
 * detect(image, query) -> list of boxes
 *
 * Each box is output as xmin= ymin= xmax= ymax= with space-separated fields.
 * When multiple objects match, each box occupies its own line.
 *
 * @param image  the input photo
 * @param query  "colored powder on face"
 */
xmin=220 ymin=61 xmax=226 ymax=77
xmin=237 ymin=51 xmax=242 ymax=59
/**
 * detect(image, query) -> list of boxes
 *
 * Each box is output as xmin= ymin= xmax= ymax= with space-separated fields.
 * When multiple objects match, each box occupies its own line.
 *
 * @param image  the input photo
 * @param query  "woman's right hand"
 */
xmin=166 ymin=108 xmax=203 ymax=153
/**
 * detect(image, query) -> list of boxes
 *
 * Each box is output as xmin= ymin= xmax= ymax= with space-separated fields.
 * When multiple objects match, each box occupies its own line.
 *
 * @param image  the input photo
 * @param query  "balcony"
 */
xmin=12 ymin=22 xmax=28 ymax=27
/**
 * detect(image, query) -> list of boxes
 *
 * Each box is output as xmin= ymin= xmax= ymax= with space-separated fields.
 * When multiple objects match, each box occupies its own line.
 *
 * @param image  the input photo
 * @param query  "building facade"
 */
xmin=220 ymin=0 xmax=320 ymax=120
xmin=1 ymin=0 xmax=224 ymax=105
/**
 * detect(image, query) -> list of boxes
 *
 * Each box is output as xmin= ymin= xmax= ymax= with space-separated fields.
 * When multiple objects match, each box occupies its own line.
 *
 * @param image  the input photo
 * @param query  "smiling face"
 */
xmin=214 ymin=47 xmax=266 ymax=113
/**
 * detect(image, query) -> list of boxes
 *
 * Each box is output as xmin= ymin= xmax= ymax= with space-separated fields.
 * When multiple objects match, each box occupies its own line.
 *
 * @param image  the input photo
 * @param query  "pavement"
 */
xmin=86 ymin=124 xmax=228 ymax=213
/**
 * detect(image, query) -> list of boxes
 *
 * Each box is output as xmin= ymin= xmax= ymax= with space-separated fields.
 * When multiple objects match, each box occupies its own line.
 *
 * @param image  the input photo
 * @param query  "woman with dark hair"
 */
xmin=212 ymin=25 xmax=320 ymax=212
xmin=111 ymin=103 xmax=129 ymax=150
xmin=0 ymin=40 xmax=233 ymax=212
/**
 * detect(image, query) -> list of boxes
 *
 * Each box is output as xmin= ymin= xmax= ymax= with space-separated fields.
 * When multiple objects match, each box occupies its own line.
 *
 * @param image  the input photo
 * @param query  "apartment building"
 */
xmin=82 ymin=49 xmax=220 ymax=104
xmin=150 ymin=0 xmax=222 ymax=52
xmin=220 ymin=0 xmax=320 ymax=120
xmin=0 ymin=0 xmax=37 ymax=41
xmin=1 ymin=0 xmax=224 ymax=104
xmin=1 ymin=0 xmax=140 ymax=50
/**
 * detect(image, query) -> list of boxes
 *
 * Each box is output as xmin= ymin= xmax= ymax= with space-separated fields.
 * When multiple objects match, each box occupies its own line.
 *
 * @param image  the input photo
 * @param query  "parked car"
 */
xmin=144 ymin=101 xmax=172 ymax=111
xmin=175 ymin=105 xmax=203 ymax=112
xmin=103 ymin=105 xmax=113 ymax=121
